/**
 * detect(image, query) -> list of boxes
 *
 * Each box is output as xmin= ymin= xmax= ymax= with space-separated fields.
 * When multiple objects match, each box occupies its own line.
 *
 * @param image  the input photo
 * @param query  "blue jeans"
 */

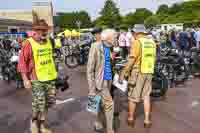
xmin=171 ymin=41 xmax=176 ymax=49
xmin=160 ymin=42 xmax=166 ymax=49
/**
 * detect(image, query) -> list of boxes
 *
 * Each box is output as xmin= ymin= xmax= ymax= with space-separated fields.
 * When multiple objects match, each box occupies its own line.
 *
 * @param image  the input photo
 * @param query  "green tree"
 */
xmin=121 ymin=13 xmax=136 ymax=28
xmin=159 ymin=0 xmax=200 ymax=25
xmin=53 ymin=11 xmax=92 ymax=29
xmin=77 ymin=11 xmax=92 ymax=28
xmin=156 ymin=5 xmax=169 ymax=22
xmin=133 ymin=8 xmax=153 ymax=24
xmin=57 ymin=12 xmax=75 ymax=28
xmin=156 ymin=4 xmax=169 ymax=15
xmin=121 ymin=8 xmax=153 ymax=28
xmin=145 ymin=15 xmax=160 ymax=29
xmin=95 ymin=0 xmax=121 ymax=28
xmin=168 ymin=3 xmax=182 ymax=15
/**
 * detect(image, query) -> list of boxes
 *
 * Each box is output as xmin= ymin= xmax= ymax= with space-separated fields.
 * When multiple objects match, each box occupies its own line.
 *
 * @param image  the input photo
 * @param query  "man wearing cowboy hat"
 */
xmin=18 ymin=19 xmax=61 ymax=133
xmin=119 ymin=24 xmax=156 ymax=128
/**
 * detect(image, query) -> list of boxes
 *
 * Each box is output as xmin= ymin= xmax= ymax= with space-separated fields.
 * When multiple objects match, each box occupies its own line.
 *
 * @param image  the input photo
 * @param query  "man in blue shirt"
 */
xmin=178 ymin=29 xmax=189 ymax=54
xmin=87 ymin=29 xmax=116 ymax=133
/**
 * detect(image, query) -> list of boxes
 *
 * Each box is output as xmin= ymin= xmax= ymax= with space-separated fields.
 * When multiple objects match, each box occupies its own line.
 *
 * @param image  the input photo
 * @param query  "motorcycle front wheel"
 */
xmin=64 ymin=55 xmax=79 ymax=68
xmin=151 ymin=72 xmax=169 ymax=98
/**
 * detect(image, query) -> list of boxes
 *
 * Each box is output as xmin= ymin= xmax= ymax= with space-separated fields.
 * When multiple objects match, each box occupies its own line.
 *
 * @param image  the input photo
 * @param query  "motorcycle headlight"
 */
xmin=113 ymin=47 xmax=120 ymax=53
xmin=10 ymin=56 xmax=19 ymax=62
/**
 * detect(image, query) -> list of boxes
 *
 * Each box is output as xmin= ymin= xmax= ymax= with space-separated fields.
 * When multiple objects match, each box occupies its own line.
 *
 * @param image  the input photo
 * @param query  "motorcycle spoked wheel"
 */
xmin=173 ymin=65 xmax=188 ymax=84
xmin=1 ymin=66 xmax=11 ymax=83
xmin=79 ymin=52 xmax=88 ymax=65
xmin=191 ymin=63 xmax=200 ymax=75
xmin=151 ymin=72 xmax=169 ymax=98
xmin=65 ymin=55 xmax=79 ymax=68
xmin=3 ymin=69 xmax=17 ymax=84
xmin=3 ymin=73 xmax=11 ymax=84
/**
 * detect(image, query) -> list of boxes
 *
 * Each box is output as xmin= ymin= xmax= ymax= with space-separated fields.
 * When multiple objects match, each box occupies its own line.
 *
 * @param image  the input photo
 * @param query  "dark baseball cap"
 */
xmin=91 ymin=27 xmax=102 ymax=34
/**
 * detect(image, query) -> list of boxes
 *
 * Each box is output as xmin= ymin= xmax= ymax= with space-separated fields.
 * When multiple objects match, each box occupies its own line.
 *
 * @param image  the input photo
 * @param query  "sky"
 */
xmin=0 ymin=0 xmax=186 ymax=19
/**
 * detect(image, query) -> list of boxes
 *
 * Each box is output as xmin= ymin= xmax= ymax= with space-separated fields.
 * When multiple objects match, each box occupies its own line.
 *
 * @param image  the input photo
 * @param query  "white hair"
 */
xmin=101 ymin=29 xmax=116 ymax=41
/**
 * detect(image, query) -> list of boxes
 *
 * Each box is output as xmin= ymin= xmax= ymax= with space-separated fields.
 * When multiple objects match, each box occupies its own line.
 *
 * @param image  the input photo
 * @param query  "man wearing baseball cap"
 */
xmin=91 ymin=27 xmax=103 ymax=42
xmin=120 ymin=24 xmax=156 ymax=128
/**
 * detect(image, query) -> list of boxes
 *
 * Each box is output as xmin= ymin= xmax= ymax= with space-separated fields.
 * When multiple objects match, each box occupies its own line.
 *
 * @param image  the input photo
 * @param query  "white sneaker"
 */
xmin=40 ymin=126 xmax=53 ymax=133
xmin=30 ymin=121 xmax=39 ymax=133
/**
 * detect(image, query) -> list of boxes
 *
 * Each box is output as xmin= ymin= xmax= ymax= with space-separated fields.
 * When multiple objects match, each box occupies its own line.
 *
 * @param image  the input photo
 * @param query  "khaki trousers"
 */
xmin=95 ymin=80 xmax=114 ymax=132
xmin=128 ymin=69 xmax=152 ymax=103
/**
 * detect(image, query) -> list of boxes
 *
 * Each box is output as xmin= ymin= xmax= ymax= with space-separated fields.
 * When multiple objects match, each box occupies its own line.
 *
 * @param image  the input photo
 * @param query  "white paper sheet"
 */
xmin=56 ymin=98 xmax=75 ymax=105
xmin=112 ymin=74 xmax=128 ymax=92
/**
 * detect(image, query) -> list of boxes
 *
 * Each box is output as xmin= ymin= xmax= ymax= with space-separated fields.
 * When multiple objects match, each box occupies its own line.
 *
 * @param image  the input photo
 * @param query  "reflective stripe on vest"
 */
xmin=139 ymin=37 xmax=156 ymax=74
xmin=28 ymin=38 xmax=57 ymax=81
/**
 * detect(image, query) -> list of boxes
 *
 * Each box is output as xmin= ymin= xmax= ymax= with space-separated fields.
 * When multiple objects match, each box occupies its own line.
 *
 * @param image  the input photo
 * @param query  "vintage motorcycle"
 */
xmin=190 ymin=47 xmax=200 ymax=76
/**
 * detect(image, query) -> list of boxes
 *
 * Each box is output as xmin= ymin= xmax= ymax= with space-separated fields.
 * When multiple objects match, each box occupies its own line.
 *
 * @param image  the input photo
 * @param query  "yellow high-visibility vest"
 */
xmin=28 ymin=38 xmax=57 ymax=81
xmin=55 ymin=38 xmax=62 ymax=48
xmin=139 ymin=37 xmax=156 ymax=74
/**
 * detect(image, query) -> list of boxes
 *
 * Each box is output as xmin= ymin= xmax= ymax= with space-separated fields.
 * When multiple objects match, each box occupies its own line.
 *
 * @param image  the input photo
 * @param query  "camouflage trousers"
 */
xmin=32 ymin=80 xmax=56 ymax=113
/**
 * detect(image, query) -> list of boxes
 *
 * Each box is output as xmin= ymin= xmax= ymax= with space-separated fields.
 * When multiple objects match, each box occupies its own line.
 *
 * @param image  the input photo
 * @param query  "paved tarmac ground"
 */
xmin=0 ymin=66 xmax=200 ymax=133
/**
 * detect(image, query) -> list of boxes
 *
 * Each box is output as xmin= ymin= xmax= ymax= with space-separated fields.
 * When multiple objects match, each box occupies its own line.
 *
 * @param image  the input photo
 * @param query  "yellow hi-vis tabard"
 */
xmin=28 ymin=38 xmax=57 ymax=81
xmin=55 ymin=38 xmax=62 ymax=48
xmin=139 ymin=37 xmax=156 ymax=74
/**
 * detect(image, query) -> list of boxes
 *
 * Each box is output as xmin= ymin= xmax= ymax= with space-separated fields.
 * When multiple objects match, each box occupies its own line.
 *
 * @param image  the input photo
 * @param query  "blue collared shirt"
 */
xmin=103 ymin=43 xmax=112 ymax=80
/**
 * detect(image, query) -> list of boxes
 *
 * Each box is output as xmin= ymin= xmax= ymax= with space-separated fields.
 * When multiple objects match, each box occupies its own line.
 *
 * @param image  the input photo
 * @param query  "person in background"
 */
xmin=16 ymin=37 xmax=23 ymax=49
xmin=91 ymin=27 xmax=102 ymax=43
xmin=130 ymin=29 xmax=136 ymax=42
xmin=115 ymin=28 xmax=120 ymax=47
xmin=126 ymin=30 xmax=133 ymax=55
xmin=186 ymin=29 xmax=192 ymax=50
xmin=160 ymin=31 xmax=167 ymax=49
xmin=10 ymin=37 xmax=21 ymax=52
xmin=189 ymin=29 xmax=196 ymax=48
xmin=120 ymin=24 xmax=156 ymax=128
xmin=151 ymin=29 xmax=160 ymax=43
xmin=87 ymin=29 xmax=116 ymax=133
xmin=170 ymin=30 xmax=177 ymax=49
xmin=178 ymin=29 xmax=190 ymax=54
xmin=194 ymin=28 xmax=200 ymax=49
xmin=165 ymin=32 xmax=172 ymax=48
xmin=118 ymin=30 xmax=129 ymax=59
xmin=2 ymin=36 xmax=12 ymax=51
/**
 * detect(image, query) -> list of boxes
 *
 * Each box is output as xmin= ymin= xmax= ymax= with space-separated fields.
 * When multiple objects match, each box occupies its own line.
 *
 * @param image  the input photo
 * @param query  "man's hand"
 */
xmin=119 ymin=74 xmax=124 ymax=84
xmin=88 ymin=90 xmax=96 ymax=97
xmin=23 ymin=80 xmax=32 ymax=90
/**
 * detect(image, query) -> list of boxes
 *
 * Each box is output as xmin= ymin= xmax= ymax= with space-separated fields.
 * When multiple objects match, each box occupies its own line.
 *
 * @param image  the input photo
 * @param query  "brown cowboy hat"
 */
xmin=32 ymin=19 xmax=51 ymax=30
